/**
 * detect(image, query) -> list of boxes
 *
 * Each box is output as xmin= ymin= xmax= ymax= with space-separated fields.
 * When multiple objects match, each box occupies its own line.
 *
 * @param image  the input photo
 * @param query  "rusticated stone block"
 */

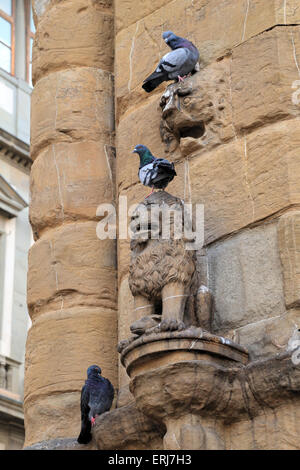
xmin=24 ymin=306 xmax=118 ymax=447
xmin=189 ymin=119 xmax=300 ymax=244
xmin=30 ymin=67 xmax=114 ymax=160
xmin=32 ymin=0 xmax=113 ymax=84
xmin=278 ymin=211 xmax=300 ymax=308
xmin=30 ymin=141 xmax=115 ymax=237
xmin=231 ymin=26 xmax=300 ymax=133
xmin=225 ymin=399 xmax=300 ymax=449
xmin=27 ymin=222 xmax=117 ymax=318
xmin=24 ymin=391 xmax=82 ymax=447
xmin=208 ymin=221 xmax=285 ymax=333
xmin=115 ymin=0 xmax=171 ymax=34
xmin=229 ymin=308 xmax=300 ymax=360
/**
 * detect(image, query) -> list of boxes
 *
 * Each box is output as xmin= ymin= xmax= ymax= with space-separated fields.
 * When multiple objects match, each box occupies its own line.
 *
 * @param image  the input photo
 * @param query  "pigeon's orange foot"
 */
xmin=178 ymin=75 xmax=185 ymax=82
xmin=145 ymin=187 xmax=154 ymax=199
xmin=91 ymin=416 xmax=98 ymax=427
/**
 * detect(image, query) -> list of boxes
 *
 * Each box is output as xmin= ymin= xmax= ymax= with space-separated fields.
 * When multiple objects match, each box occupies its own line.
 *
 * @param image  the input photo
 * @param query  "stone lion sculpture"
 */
xmin=127 ymin=191 xmax=212 ymax=336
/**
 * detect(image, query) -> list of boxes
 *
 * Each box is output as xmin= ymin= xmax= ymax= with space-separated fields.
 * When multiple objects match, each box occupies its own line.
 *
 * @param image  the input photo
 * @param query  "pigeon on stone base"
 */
xmin=77 ymin=365 xmax=114 ymax=444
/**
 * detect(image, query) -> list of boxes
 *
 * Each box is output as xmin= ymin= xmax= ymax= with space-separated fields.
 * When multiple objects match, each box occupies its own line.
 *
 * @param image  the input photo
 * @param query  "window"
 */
xmin=0 ymin=0 xmax=15 ymax=75
xmin=25 ymin=0 xmax=35 ymax=85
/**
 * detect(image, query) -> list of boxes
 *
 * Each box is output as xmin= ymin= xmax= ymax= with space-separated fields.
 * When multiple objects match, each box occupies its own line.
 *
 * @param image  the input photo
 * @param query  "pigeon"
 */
xmin=77 ymin=365 xmax=114 ymax=444
xmin=132 ymin=144 xmax=176 ymax=197
xmin=142 ymin=31 xmax=199 ymax=93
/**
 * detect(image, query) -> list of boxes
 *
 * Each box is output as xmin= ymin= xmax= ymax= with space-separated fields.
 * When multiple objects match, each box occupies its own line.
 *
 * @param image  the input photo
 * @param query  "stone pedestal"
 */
xmin=119 ymin=328 xmax=248 ymax=450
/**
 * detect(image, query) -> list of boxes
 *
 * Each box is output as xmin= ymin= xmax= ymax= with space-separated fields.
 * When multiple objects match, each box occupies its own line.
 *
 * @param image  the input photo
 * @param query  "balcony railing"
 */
xmin=0 ymin=356 xmax=21 ymax=397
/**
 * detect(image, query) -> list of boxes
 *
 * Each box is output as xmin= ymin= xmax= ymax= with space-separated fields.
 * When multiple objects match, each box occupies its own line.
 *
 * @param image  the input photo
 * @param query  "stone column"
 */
xmin=24 ymin=0 xmax=117 ymax=446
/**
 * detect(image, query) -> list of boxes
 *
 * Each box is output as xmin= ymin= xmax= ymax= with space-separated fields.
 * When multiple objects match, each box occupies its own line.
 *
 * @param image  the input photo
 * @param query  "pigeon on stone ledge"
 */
xmin=132 ymin=144 xmax=176 ymax=197
xmin=142 ymin=31 xmax=199 ymax=93
xmin=77 ymin=365 xmax=114 ymax=444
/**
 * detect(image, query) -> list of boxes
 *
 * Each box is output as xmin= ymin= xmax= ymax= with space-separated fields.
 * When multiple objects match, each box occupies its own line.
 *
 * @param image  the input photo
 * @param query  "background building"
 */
xmin=0 ymin=0 xmax=33 ymax=450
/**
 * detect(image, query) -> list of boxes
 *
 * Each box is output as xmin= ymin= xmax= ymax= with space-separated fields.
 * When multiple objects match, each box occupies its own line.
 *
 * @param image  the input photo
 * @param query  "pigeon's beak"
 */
xmin=132 ymin=149 xmax=137 ymax=154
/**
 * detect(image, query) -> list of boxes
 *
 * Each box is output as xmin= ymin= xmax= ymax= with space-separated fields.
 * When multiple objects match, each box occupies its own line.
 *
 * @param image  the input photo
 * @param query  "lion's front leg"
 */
xmin=130 ymin=295 xmax=158 ymax=335
xmin=160 ymin=282 xmax=187 ymax=331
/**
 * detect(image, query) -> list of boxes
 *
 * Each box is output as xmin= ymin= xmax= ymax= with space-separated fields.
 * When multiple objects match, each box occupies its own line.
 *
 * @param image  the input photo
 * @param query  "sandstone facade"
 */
xmin=24 ymin=0 xmax=300 ymax=450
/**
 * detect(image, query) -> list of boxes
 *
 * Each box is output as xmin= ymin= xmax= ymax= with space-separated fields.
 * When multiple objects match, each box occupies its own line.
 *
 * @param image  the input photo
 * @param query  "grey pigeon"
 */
xmin=77 ymin=365 xmax=114 ymax=444
xmin=142 ymin=31 xmax=199 ymax=93
xmin=132 ymin=144 xmax=176 ymax=197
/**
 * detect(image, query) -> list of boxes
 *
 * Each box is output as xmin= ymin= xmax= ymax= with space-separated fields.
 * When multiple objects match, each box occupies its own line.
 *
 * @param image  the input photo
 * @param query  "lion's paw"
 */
xmin=159 ymin=319 xmax=186 ymax=332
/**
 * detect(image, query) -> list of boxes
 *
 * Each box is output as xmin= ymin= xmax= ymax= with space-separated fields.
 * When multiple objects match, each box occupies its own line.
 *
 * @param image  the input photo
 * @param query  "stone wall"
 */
xmin=24 ymin=0 xmax=300 ymax=449
xmin=115 ymin=0 xmax=300 ymax=446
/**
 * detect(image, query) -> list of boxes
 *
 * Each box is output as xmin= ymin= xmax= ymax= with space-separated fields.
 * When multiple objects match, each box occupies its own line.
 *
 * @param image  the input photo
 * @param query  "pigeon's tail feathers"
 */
xmin=157 ymin=159 xmax=177 ymax=173
xmin=142 ymin=71 xmax=167 ymax=92
xmin=77 ymin=421 xmax=92 ymax=444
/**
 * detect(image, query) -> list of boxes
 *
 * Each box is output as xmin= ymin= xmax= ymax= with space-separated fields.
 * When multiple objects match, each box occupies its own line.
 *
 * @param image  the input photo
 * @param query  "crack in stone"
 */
xmin=128 ymin=21 xmax=140 ymax=92
xmin=242 ymin=0 xmax=250 ymax=42
xmin=291 ymin=30 xmax=300 ymax=77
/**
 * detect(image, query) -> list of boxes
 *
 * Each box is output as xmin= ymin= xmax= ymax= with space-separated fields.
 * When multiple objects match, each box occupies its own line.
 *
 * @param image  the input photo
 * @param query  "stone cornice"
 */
xmin=0 ymin=174 xmax=28 ymax=218
xmin=0 ymin=129 xmax=32 ymax=173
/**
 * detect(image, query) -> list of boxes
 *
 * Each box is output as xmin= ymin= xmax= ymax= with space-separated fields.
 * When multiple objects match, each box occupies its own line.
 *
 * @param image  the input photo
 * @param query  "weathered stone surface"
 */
xmin=27 ymin=222 xmax=117 ymax=318
xmin=24 ymin=306 xmax=118 ymax=446
xmin=24 ymin=392 xmax=83 ymax=447
xmin=117 ymin=276 xmax=135 ymax=406
xmin=115 ymin=0 xmax=300 ymax=37
xmin=25 ymin=307 xmax=118 ymax=397
xmin=24 ymin=437 xmax=96 ymax=450
xmin=278 ymin=211 xmax=300 ymax=309
xmin=93 ymin=403 xmax=164 ymax=450
xmin=189 ymin=119 xmax=300 ymax=244
xmin=231 ymin=26 xmax=300 ymax=133
xmin=208 ymin=221 xmax=286 ymax=333
xmin=115 ymin=0 xmax=171 ymax=34
xmin=32 ymin=0 xmax=114 ymax=84
xmin=227 ymin=309 xmax=300 ymax=360
xmin=30 ymin=67 xmax=114 ymax=160
xmin=225 ymin=400 xmax=300 ymax=450
xmin=30 ymin=141 xmax=115 ymax=237
xmin=163 ymin=414 xmax=225 ymax=450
